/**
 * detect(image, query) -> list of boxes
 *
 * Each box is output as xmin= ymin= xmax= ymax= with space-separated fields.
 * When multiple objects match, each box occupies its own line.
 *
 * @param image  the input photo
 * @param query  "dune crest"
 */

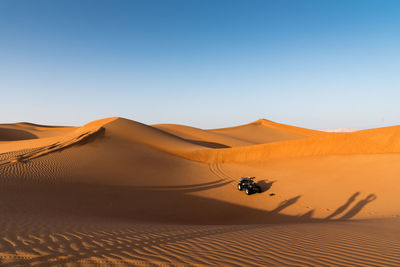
xmin=1 ymin=116 xmax=399 ymax=265
xmin=0 ymin=117 xmax=117 ymax=166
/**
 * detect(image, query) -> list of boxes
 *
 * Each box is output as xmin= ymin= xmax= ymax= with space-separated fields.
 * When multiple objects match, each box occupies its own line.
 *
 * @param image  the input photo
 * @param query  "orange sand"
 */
xmin=0 ymin=117 xmax=399 ymax=266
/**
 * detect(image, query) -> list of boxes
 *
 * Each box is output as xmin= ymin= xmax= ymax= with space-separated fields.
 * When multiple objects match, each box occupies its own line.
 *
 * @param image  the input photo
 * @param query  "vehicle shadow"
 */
xmin=257 ymin=179 xmax=276 ymax=193
xmin=0 ymin=180 xmax=312 ymax=226
xmin=0 ymin=178 xmax=378 ymax=225
xmin=0 ymin=180 xmax=378 ymax=266
xmin=0 ymin=186 xmax=380 ymax=267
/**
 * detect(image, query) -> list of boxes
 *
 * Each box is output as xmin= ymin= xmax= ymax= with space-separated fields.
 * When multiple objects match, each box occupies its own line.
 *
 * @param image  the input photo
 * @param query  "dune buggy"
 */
xmin=237 ymin=177 xmax=261 ymax=195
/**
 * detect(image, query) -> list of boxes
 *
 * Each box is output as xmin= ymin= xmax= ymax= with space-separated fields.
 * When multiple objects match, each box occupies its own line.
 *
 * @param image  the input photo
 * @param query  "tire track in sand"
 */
xmin=208 ymin=156 xmax=237 ymax=190
xmin=0 ymin=127 xmax=103 ymax=167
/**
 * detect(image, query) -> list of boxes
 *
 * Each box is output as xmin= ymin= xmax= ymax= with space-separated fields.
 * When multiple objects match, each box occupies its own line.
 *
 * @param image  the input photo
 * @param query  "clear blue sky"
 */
xmin=1 ymin=0 xmax=399 ymax=129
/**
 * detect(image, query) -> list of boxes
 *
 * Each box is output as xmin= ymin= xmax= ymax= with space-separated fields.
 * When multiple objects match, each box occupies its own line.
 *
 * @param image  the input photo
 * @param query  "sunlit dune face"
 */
xmin=0 ymin=117 xmax=399 ymax=266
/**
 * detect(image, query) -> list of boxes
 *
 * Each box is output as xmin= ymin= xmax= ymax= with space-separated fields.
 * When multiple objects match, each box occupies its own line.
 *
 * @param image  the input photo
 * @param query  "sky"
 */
xmin=0 ymin=0 xmax=399 ymax=130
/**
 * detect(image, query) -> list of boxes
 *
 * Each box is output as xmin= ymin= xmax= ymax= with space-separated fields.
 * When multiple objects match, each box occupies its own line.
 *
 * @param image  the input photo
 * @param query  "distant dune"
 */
xmin=0 ymin=117 xmax=399 ymax=266
xmin=324 ymin=128 xmax=358 ymax=133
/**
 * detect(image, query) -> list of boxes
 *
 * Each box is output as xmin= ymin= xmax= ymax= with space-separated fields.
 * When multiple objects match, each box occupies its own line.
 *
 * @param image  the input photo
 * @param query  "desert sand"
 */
xmin=0 ymin=117 xmax=399 ymax=266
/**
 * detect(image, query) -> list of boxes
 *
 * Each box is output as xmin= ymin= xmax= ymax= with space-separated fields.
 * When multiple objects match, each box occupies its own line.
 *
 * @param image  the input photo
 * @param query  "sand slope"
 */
xmin=0 ymin=123 xmax=74 ymax=141
xmin=187 ymin=124 xmax=400 ymax=163
xmin=210 ymin=118 xmax=326 ymax=143
xmin=154 ymin=123 xmax=253 ymax=147
xmin=0 ymin=117 xmax=399 ymax=265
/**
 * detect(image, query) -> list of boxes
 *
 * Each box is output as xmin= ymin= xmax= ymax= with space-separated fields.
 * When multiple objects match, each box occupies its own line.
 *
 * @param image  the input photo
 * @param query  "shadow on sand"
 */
xmin=0 ymin=179 xmax=300 ymax=225
xmin=323 ymin=192 xmax=377 ymax=220
xmin=0 ymin=127 xmax=38 ymax=141
xmin=340 ymin=194 xmax=377 ymax=220
xmin=271 ymin=195 xmax=302 ymax=214
xmin=257 ymin=179 xmax=277 ymax=193
xmin=0 ymin=179 xmax=378 ymax=266
xmin=325 ymin=192 xmax=360 ymax=220
xmin=0 ymin=178 xmax=376 ymax=225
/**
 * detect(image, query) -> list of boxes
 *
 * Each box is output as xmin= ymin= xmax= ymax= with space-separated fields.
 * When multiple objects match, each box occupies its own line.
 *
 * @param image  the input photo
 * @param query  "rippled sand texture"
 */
xmin=1 ymin=117 xmax=399 ymax=266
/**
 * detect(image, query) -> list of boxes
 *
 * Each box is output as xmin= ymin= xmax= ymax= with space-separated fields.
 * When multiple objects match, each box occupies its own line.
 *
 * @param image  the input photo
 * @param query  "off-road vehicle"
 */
xmin=237 ymin=177 xmax=261 ymax=195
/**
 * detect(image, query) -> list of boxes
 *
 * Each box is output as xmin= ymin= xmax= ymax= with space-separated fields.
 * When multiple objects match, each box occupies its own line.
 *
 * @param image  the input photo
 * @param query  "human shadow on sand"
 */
xmin=323 ymin=192 xmax=377 ymax=220
xmin=0 ymin=180 xmax=379 ymax=266
xmin=340 ymin=194 xmax=377 ymax=220
xmin=0 ymin=187 xmax=379 ymax=267
xmin=270 ymin=195 xmax=302 ymax=214
xmin=0 ymin=179 xmax=309 ymax=226
xmin=0 ymin=179 xmax=377 ymax=225
xmin=325 ymin=192 xmax=360 ymax=220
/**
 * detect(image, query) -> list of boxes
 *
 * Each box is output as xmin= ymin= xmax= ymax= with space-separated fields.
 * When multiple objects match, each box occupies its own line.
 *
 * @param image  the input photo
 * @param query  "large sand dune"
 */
xmin=1 ymin=117 xmax=399 ymax=266
xmin=210 ymin=118 xmax=326 ymax=144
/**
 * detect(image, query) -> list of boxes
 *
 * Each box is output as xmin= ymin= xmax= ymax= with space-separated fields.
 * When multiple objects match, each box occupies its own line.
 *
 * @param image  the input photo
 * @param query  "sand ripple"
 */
xmin=0 ymin=217 xmax=399 ymax=266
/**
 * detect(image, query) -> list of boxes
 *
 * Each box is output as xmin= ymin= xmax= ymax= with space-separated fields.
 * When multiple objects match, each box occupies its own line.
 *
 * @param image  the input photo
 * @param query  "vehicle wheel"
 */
xmin=245 ymin=188 xmax=252 ymax=195
xmin=237 ymin=184 xmax=242 ymax=191
xmin=256 ymin=186 xmax=261 ymax=193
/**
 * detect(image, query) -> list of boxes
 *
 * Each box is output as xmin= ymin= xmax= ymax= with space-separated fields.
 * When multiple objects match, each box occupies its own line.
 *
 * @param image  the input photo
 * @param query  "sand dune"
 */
xmin=324 ymin=127 xmax=358 ymax=133
xmin=210 ymin=118 xmax=326 ymax=144
xmin=0 ymin=116 xmax=399 ymax=265
xmin=186 ymin=124 xmax=400 ymax=163
xmin=0 ymin=122 xmax=75 ymax=140
xmin=154 ymin=123 xmax=252 ymax=147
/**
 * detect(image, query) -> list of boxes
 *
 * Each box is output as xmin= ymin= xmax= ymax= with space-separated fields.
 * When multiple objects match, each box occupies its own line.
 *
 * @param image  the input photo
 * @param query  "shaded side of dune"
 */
xmin=4 ymin=117 xmax=400 ymax=165
xmin=0 ymin=177 xmax=377 ymax=225
xmin=0 ymin=180 xmax=320 ymax=225
xmin=0 ymin=127 xmax=38 ymax=141
xmin=98 ymin=117 xmax=400 ymax=164
xmin=154 ymin=124 xmax=253 ymax=147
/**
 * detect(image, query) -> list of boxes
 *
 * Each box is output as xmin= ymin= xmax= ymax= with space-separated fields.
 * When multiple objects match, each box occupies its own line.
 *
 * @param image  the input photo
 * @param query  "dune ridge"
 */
xmin=1 ymin=116 xmax=399 ymax=266
xmin=0 ymin=118 xmax=115 ymax=166
xmin=153 ymin=123 xmax=253 ymax=147
xmin=210 ymin=118 xmax=327 ymax=143
xmin=0 ymin=122 xmax=75 ymax=140
xmin=185 ymin=124 xmax=400 ymax=163
xmin=5 ymin=117 xmax=399 ymax=165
